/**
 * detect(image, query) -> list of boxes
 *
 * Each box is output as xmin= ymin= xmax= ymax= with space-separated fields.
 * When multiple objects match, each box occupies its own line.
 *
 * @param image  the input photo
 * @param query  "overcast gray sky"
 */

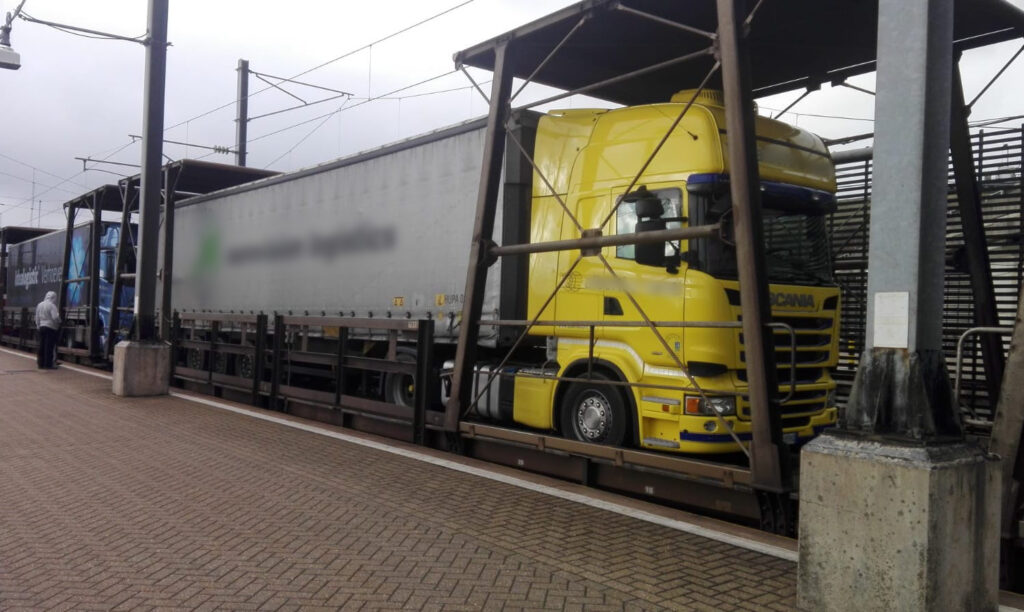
xmin=1 ymin=0 xmax=1023 ymax=230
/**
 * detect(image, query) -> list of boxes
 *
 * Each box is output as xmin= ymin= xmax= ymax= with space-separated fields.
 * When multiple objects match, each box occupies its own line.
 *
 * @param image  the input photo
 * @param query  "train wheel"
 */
xmin=559 ymin=373 xmax=628 ymax=446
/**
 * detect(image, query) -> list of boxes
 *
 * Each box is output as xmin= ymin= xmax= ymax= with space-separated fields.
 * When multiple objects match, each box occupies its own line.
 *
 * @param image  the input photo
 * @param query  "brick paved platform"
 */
xmin=0 ymin=348 xmax=800 ymax=611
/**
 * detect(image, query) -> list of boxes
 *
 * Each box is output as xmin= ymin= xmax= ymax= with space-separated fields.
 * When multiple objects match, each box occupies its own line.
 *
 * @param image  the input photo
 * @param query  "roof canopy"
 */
xmin=455 ymin=0 xmax=1024 ymax=105
xmin=121 ymin=159 xmax=278 ymax=197
xmin=64 ymin=184 xmax=124 ymax=213
xmin=0 ymin=226 xmax=54 ymax=246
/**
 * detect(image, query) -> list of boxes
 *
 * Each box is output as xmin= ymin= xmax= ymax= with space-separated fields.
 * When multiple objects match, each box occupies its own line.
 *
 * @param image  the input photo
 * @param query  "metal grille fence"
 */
xmin=831 ymin=125 xmax=1024 ymax=418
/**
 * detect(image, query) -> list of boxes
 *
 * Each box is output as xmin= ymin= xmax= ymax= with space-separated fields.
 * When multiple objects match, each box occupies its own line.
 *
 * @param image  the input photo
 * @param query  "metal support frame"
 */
xmin=107 ymin=183 xmax=138 ymax=360
xmin=716 ymin=0 xmax=789 ymax=492
xmin=159 ymin=165 xmax=179 ymax=341
xmin=270 ymin=314 xmax=284 ymax=410
xmin=18 ymin=306 xmax=28 ymax=350
xmin=170 ymin=310 xmax=181 ymax=374
xmin=88 ymin=193 xmax=102 ymax=358
xmin=236 ymin=58 xmax=249 ymax=167
xmin=447 ymin=41 xmax=514 ymax=431
xmin=489 ymin=224 xmax=720 ymax=256
xmin=989 ymin=293 xmax=1024 ymax=588
xmin=134 ymin=0 xmax=169 ymax=342
xmin=950 ymin=60 xmax=1005 ymax=405
xmin=968 ymin=42 xmax=1024 ymax=110
xmin=771 ymin=87 xmax=815 ymax=120
xmin=413 ymin=320 xmax=435 ymax=445
xmin=252 ymin=314 xmax=268 ymax=405
xmin=448 ymin=2 xmax=799 ymax=492
xmin=57 ymin=202 xmax=76 ymax=316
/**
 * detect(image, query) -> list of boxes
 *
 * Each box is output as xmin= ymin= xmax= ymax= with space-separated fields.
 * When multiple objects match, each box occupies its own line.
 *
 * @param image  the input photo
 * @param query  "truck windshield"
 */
xmin=690 ymin=189 xmax=834 ymax=285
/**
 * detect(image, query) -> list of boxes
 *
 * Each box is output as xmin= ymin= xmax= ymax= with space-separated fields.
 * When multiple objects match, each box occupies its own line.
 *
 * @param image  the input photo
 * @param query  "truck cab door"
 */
xmin=554 ymin=194 xmax=608 ymax=332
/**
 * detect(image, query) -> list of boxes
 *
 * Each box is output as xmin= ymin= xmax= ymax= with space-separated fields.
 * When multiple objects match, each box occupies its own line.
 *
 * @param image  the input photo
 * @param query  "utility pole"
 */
xmin=236 ymin=59 xmax=249 ymax=167
xmin=134 ymin=0 xmax=168 ymax=342
xmin=112 ymin=0 xmax=171 ymax=396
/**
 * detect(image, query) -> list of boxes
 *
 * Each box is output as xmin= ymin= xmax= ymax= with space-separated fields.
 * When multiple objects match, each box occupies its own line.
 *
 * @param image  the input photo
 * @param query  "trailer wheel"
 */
xmin=384 ymin=347 xmax=417 ymax=408
xmin=559 ymin=373 xmax=628 ymax=446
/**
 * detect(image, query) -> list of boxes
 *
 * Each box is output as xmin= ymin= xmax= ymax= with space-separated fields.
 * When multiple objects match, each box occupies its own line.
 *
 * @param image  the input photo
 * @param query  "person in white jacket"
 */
xmin=35 ymin=291 xmax=60 ymax=369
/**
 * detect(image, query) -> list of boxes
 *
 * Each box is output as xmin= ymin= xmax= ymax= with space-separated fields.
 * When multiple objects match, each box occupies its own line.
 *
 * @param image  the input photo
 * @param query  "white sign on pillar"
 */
xmin=873 ymin=291 xmax=910 ymax=349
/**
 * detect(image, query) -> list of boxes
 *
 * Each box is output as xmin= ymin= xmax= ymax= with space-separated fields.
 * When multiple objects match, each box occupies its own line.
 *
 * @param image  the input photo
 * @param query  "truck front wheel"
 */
xmin=560 ymin=374 xmax=628 ymax=447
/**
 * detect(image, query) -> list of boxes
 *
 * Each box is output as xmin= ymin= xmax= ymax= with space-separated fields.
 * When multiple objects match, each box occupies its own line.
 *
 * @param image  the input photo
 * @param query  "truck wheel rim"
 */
xmin=575 ymin=393 xmax=610 ymax=441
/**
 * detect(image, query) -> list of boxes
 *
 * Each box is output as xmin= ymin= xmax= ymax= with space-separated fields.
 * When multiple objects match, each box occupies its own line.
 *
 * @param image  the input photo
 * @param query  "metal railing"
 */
xmin=171 ymin=312 xmax=439 ymax=445
xmin=955 ymin=326 xmax=1013 ymax=421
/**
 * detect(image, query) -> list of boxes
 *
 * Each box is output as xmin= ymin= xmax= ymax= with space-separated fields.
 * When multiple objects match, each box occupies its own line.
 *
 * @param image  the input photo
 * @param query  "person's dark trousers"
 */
xmin=37 ymin=326 xmax=58 ymax=368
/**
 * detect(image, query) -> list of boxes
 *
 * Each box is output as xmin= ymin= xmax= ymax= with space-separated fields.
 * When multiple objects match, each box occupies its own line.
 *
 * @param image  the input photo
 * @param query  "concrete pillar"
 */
xmin=112 ymin=340 xmax=170 ymax=397
xmin=797 ymin=0 xmax=999 ymax=609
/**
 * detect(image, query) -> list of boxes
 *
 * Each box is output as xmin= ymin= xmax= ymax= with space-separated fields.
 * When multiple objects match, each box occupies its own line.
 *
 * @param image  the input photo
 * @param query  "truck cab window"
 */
xmin=615 ymin=188 xmax=682 ymax=260
xmin=688 ymin=186 xmax=834 ymax=285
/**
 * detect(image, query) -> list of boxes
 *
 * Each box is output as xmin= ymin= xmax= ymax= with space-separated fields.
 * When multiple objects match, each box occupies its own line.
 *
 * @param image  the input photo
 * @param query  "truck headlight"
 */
xmin=684 ymin=395 xmax=736 ymax=416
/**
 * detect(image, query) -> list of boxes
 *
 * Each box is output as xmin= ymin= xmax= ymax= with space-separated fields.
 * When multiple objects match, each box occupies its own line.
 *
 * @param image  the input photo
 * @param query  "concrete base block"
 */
xmin=797 ymin=434 xmax=998 ymax=612
xmin=112 ymin=340 xmax=170 ymax=397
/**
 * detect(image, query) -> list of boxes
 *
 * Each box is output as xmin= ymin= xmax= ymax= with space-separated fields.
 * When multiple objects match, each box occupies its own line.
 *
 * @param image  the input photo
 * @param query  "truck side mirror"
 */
xmin=635 ymin=218 xmax=667 ymax=267
xmin=631 ymin=189 xmax=668 ymax=268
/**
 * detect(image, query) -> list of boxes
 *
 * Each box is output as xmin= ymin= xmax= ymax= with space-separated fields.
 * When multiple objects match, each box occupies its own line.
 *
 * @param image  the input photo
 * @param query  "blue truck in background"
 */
xmin=1 ymin=220 xmax=136 ymax=361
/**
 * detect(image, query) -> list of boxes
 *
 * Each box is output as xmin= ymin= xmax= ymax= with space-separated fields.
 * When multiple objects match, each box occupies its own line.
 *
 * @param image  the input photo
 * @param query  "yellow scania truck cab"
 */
xmin=515 ymin=90 xmax=840 ymax=454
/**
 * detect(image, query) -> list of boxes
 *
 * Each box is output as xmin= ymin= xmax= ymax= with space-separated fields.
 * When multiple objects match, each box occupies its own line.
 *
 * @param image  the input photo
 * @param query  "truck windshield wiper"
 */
xmin=768 ymin=256 xmax=832 ymax=285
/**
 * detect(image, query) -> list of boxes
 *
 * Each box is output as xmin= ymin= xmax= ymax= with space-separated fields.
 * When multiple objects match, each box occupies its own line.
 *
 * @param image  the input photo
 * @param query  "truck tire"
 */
xmin=384 ymin=346 xmax=417 ymax=408
xmin=559 ymin=373 xmax=628 ymax=446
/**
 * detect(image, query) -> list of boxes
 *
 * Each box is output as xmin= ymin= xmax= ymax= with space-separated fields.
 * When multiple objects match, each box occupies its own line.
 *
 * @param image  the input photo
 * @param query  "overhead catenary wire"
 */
xmin=162 ymin=0 xmax=476 ymax=134
xmin=0 ymin=169 xmax=80 ymax=196
xmin=19 ymin=11 xmax=147 ymax=43
xmin=0 ymin=152 xmax=90 ymax=190
xmin=2 ymin=140 xmax=138 ymax=224
xmin=183 ymin=72 xmax=483 ymax=166
xmin=249 ymin=69 xmax=459 ymax=150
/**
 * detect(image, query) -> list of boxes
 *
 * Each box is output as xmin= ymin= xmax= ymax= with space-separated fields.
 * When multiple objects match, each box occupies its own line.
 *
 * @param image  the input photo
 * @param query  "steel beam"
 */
xmin=88 ymin=194 xmax=102 ymax=358
xmin=489 ymin=224 xmax=719 ymax=257
xmin=950 ymin=61 xmax=1004 ymax=406
xmin=57 ymin=202 xmax=76 ymax=316
xmin=107 ymin=184 xmax=136 ymax=360
xmin=716 ymin=0 xmax=789 ymax=493
xmin=236 ymin=59 xmax=249 ymax=167
xmin=447 ymin=41 xmax=514 ymax=432
xmin=990 ymin=293 xmax=1024 ymax=588
xmin=134 ymin=0 xmax=169 ymax=341
xmin=159 ymin=165 xmax=178 ymax=340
